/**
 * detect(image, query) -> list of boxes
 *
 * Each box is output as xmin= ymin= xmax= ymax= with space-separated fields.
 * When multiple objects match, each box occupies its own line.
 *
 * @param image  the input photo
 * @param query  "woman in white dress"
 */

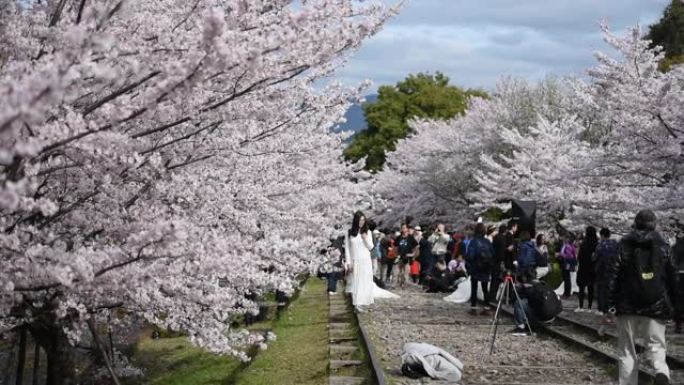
xmin=345 ymin=211 xmax=375 ymax=312
xmin=344 ymin=211 xmax=399 ymax=312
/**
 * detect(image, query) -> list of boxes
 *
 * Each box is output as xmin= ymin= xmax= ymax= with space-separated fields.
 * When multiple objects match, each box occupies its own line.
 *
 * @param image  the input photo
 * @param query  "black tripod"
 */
xmin=480 ymin=272 xmax=533 ymax=362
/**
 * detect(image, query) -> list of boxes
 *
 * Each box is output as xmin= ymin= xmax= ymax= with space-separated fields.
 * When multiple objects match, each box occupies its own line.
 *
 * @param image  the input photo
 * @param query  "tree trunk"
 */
xmin=16 ymin=328 xmax=27 ymax=385
xmin=30 ymin=326 xmax=76 ymax=385
xmin=32 ymin=343 xmax=40 ymax=385
xmin=87 ymin=319 xmax=121 ymax=385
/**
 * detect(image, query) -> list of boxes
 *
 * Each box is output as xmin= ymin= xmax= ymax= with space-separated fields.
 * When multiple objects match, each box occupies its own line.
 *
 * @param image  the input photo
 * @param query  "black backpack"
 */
xmin=629 ymin=241 xmax=666 ymax=307
xmin=528 ymin=283 xmax=562 ymax=321
xmin=472 ymin=238 xmax=494 ymax=270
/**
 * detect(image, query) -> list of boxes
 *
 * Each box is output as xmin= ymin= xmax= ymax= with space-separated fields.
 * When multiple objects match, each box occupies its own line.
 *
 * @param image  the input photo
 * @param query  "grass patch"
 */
xmin=130 ymin=336 xmax=243 ymax=385
xmin=233 ymin=278 xmax=329 ymax=385
xmin=130 ymin=278 xmax=328 ymax=385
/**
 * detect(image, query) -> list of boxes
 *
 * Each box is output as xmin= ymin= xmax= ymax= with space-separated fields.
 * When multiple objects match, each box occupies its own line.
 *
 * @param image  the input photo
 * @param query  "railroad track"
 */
xmin=553 ymin=312 xmax=684 ymax=368
xmin=358 ymin=289 xmax=618 ymax=384
xmin=357 ymin=286 xmax=684 ymax=384
xmin=354 ymin=310 xmax=386 ymax=385
xmin=497 ymin=306 xmax=684 ymax=383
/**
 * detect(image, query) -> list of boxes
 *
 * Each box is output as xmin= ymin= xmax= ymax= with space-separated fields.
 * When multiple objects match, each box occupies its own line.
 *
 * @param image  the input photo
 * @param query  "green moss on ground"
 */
xmin=131 ymin=336 xmax=243 ymax=385
xmin=234 ymin=278 xmax=329 ymax=385
xmin=131 ymin=278 xmax=329 ymax=385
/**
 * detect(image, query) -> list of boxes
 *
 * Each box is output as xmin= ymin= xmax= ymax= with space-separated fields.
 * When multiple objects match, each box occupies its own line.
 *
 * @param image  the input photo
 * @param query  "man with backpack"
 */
xmin=466 ymin=223 xmax=495 ymax=316
xmin=509 ymin=271 xmax=562 ymax=336
xmin=606 ymin=210 xmax=676 ymax=385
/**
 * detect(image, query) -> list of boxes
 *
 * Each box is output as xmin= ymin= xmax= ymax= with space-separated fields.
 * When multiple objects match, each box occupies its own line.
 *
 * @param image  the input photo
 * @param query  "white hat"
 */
xmin=414 ymin=225 xmax=422 ymax=231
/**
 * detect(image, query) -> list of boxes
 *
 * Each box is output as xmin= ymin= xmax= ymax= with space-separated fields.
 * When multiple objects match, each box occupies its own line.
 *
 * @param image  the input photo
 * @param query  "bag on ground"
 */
xmin=528 ymin=282 xmax=562 ymax=321
xmin=400 ymin=342 xmax=463 ymax=382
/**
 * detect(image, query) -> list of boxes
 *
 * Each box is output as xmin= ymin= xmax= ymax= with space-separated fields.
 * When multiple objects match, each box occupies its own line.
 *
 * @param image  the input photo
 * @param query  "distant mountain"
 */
xmin=333 ymin=94 xmax=377 ymax=134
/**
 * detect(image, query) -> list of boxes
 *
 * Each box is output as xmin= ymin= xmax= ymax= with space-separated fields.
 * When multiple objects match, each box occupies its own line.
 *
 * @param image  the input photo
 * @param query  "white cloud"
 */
xmin=334 ymin=0 xmax=669 ymax=90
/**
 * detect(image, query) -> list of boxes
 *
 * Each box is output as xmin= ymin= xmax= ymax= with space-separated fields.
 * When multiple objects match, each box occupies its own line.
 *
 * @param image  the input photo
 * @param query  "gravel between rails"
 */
xmin=358 ymin=284 xmax=617 ymax=385
xmin=558 ymin=305 xmax=684 ymax=363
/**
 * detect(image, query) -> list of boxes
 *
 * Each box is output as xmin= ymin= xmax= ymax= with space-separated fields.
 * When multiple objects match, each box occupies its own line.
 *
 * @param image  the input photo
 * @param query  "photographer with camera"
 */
xmin=428 ymin=223 xmax=450 ymax=264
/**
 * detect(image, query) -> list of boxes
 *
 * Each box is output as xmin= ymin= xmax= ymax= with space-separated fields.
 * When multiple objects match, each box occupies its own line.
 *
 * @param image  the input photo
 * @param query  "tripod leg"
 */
xmin=482 ymin=280 xmax=507 ymax=362
xmin=510 ymin=283 xmax=534 ymax=335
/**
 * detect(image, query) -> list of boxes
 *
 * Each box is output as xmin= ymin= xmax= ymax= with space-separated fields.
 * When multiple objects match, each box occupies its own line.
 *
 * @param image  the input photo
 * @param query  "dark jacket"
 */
xmin=607 ymin=230 xmax=676 ymax=319
xmin=594 ymin=239 xmax=620 ymax=280
xmin=418 ymin=237 xmax=433 ymax=264
xmin=492 ymin=233 xmax=506 ymax=270
xmin=576 ymin=238 xmax=598 ymax=286
xmin=673 ymin=238 xmax=684 ymax=273
xmin=517 ymin=240 xmax=539 ymax=271
xmin=503 ymin=231 xmax=516 ymax=270
xmin=465 ymin=236 xmax=495 ymax=282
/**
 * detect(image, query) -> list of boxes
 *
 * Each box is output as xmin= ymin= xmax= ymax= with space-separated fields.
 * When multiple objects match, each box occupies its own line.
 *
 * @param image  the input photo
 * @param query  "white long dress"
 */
xmin=345 ymin=231 xmax=399 ymax=306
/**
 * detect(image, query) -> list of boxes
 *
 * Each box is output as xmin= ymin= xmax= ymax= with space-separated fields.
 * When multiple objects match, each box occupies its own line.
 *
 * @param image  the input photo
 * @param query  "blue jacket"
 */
xmin=465 ymin=237 xmax=494 ymax=282
xmin=517 ymin=240 xmax=539 ymax=270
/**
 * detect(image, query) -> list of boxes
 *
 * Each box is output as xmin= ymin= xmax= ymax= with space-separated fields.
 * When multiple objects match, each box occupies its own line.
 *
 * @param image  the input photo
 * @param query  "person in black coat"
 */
xmin=606 ymin=210 xmax=676 ymax=385
xmin=489 ymin=225 xmax=508 ymax=303
xmin=673 ymin=237 xmax=684 ymax=333
xmin=426 ymin=260 xmax=453 ymax=293
xmin=576 ymin=226 xmax=599 ymax=311
xmin=594 ymin=228 xmax=620 ymax=315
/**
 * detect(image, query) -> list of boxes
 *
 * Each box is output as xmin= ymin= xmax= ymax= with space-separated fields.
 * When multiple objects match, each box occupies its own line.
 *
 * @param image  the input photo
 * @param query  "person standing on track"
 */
xmin=594 ymin=227 xmax=620 ymax=318
xmin=558 ymin=236 xmax=578 ymax=299
xmin=344 ymin=211 xmax=375 ymax=313
xmin=576 ymin=226 xmax=599 ymax=312
xmin=466 ymin=223 xmax=495 ymax=316
xmin=428 ymin=223 xmax=450 ymax=273
xmin=606 ymin=210 xmax=676 ymax=385
xmin=396 ymin=223 xmax=418 ymax=288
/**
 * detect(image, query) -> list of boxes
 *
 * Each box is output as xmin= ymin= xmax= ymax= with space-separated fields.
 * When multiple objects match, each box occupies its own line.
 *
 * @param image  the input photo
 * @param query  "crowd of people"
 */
xmin=326 ymin=209 xmax=684 ymax=385
xmin=365 ymin=219 xmax=555 ymax=316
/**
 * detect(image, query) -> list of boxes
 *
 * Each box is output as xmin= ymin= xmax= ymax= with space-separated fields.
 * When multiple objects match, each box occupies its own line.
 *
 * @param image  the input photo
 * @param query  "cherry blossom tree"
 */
xmin=375 ymin=26 xmax=683 ymax=235
xmin=0 ymin=0 xmax=397 ymax=382
xmin=477 ymin=26 xmax=684 ymax=233
xmin=373 ymin=77 xmax=569 ymax=227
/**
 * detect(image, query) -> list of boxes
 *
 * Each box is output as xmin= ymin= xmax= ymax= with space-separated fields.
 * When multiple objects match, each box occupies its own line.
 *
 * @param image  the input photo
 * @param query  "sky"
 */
xmin=333 ymin=0 xmax=671 ymax=92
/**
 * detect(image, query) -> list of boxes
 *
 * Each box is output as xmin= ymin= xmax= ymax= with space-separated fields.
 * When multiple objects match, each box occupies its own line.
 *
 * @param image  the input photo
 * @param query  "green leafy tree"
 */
xmin=344 ymin=72 xmax=486 ymax=172
xmin=647 ymin=0 xmax=684 ymax=71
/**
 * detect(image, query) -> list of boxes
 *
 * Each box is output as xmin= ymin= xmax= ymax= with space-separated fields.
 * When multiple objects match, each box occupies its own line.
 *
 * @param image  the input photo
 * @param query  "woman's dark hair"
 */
xmin=498 ymin=224 xmax=507 ymax=234
xmin=599 ymin=227 xmax=611 ymax=238
xmin=349 ymin=211 xmax=368 ymax=237
xmin=520 ymin=230 xmax=531 ymax=242
xmin=536 ymin=233 xmax=545 ymax=245
xmin=585 ymin=226 xmax=598 ymax=247
xmin=474 ymin=223 xmax=486 ymax=237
